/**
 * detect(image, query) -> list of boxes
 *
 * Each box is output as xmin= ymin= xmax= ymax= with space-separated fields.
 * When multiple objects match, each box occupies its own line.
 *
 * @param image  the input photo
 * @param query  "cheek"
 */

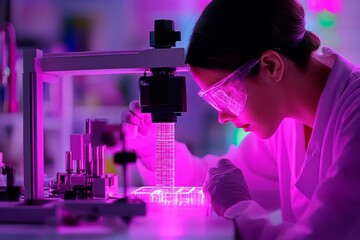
xmin=244 ymin=84 xmax=282 ymax=138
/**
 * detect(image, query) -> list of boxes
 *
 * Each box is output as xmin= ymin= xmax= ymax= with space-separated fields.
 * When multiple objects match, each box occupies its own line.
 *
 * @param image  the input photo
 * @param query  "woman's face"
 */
xmin=189 ymin=63 xmax=285 ymax=139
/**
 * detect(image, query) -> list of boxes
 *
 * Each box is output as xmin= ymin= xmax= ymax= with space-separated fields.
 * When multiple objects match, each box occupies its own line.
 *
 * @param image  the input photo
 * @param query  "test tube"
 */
xmin=156 ymin=122 xmax=175 ymax=189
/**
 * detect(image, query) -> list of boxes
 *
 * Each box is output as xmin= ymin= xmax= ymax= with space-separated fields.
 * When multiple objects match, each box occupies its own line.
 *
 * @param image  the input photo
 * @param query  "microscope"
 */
xmin=48 ymin=19 xmax=187 ymax=200
xmin=0 ymin=19 xmax=188 ymax=224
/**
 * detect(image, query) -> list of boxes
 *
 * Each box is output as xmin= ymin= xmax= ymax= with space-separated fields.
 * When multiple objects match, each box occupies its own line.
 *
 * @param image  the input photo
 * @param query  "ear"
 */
xmin=259 ymin=50 xmax=284 ymax=83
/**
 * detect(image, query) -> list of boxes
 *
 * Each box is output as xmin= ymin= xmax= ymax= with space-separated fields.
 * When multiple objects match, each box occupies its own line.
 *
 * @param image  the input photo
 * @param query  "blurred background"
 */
xmin=0 ymin=0 xmax=359 ymax=186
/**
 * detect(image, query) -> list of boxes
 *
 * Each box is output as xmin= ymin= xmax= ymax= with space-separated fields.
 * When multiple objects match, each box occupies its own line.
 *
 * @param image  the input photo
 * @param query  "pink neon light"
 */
xmin=307 ymin=0 xmax=342 ymax=14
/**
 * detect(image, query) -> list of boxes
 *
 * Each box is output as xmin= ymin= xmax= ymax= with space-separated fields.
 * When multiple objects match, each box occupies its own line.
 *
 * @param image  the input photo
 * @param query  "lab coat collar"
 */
xmin=295 ymin=47 xmax=356 ymax=199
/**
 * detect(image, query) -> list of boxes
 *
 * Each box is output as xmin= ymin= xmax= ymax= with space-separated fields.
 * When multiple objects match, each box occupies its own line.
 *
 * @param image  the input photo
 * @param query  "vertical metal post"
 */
xmin=23 ymin=49 xmax=44 ymax=200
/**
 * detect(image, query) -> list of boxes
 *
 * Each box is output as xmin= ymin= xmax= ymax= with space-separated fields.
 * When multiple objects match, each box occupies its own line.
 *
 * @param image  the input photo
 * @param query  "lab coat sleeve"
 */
xmin=223 ymin=90 xmax=360 ymax=240
xmin=230 ymin=132 xmax=280 ymax=210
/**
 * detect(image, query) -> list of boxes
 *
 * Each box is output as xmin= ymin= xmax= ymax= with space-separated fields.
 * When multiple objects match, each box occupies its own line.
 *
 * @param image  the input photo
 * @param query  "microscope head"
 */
xmin=139 ymin=19 xmax=187 ymax=123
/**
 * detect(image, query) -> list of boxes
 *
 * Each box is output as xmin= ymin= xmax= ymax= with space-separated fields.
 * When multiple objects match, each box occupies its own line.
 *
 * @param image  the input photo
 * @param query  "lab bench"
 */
xmin=0 ymin=215 xmax=234 ymax=239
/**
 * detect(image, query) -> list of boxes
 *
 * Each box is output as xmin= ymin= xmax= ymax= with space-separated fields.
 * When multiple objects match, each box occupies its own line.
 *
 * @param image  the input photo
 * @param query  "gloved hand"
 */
xmin=203 ymin=158 xmax=251 ymax=216
xmin=121 ymin=100 xmax=157 ymax=171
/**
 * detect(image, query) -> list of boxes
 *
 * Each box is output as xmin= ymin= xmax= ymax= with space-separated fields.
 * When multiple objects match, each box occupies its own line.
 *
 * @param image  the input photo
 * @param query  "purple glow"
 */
xmin=307 ymin=0 xmax=342 ymax=14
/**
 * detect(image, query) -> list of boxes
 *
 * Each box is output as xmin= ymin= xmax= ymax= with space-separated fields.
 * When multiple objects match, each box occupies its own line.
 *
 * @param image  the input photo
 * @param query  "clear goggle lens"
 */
xmin=198 ymin=58 xmax=259 ymax=116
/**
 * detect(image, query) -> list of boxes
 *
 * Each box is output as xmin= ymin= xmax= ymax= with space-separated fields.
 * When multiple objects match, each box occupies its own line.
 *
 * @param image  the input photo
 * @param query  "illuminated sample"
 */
xmin=130 ymin=123 xmax=208 ymax=208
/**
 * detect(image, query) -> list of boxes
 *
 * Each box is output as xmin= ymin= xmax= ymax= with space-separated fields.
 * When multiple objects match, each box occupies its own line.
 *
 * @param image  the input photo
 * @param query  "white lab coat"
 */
xmin=226 ymin=47 xmax=360 ymax=239
xmin=137 ymin=47 xmax=360 ymax=239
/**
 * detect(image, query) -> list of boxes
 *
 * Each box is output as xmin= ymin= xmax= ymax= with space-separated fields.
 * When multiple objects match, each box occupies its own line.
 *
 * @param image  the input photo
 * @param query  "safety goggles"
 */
xmin=198 ymin=58 xmax=260 ymax=116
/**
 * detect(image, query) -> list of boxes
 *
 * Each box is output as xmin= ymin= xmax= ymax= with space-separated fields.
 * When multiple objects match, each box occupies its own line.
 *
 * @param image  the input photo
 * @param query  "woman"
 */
xmin=122 ymin=0 xmax=360 ymax=238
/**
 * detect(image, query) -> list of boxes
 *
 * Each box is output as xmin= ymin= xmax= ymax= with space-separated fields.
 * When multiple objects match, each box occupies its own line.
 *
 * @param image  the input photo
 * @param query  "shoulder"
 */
xmin=338 ymin=68 xmax=360 ymax=109
xmin=333 ymin=73 xmax=360 ymax=131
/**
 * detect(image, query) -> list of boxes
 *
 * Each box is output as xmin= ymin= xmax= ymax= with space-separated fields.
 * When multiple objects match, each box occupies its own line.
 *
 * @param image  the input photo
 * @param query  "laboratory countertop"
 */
xmin=0 ymin=215 xmax=234 ymax=240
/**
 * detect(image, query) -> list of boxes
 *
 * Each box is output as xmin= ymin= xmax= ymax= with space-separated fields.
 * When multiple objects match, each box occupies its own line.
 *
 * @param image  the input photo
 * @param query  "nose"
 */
xmin=218 ymin=111 xmax=234 ymax=124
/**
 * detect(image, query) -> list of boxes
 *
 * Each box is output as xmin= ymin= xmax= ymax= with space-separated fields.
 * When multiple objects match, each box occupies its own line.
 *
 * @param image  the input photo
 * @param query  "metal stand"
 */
xmin=0 ymin=19 xmax=185 ymax=224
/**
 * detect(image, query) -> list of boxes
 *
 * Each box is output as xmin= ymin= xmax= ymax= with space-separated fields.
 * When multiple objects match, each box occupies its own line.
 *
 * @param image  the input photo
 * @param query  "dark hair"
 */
xmin=185 ymin=0 xmax=321 ymax=71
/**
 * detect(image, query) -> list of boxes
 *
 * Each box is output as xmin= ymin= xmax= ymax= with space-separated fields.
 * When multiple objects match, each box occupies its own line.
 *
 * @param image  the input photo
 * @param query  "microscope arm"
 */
xmin=23 ymin=47 xmax=186 ymax=201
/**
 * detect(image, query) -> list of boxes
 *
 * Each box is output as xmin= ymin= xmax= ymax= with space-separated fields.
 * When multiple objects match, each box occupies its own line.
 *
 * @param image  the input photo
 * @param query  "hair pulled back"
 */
xmin=186 ymin=0 xmax=321 ymax=71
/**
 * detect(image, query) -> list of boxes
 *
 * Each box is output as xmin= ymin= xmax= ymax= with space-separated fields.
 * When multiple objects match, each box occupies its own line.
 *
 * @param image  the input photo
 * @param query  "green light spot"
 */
xmin=233 ymin=128 xmax=249 ymax=146
xmin=318 ymin=10 xmax=336 ymax=28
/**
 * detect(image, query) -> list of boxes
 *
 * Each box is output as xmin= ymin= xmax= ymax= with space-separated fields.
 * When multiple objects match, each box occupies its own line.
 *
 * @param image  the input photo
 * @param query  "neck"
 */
xmin=285 ymin=57 xmax=331 ymax=127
